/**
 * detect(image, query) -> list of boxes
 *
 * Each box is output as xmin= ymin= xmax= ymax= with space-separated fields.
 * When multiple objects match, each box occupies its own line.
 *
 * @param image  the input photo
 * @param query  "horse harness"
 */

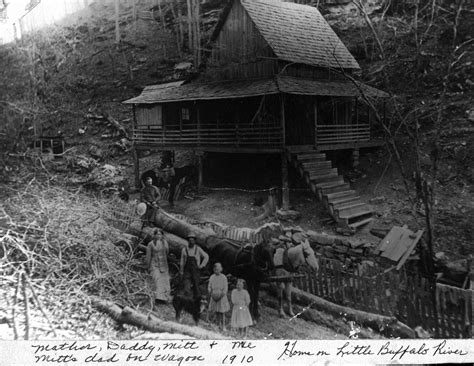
xmin=232 ymin=243 xmax=256 ymax=269
xmin=274 ymin=244 xmax=311 ymax=273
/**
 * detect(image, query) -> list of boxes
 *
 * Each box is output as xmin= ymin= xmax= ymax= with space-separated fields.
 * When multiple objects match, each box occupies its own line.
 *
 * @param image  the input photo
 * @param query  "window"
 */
xmin=181 ymin=108 xmax=190 ymax=121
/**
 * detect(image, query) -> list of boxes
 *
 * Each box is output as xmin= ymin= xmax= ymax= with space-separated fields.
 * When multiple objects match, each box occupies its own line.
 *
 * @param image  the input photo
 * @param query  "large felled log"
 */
xmin=139 ymin=209 xmax=221 ymax=251
xmin=92 ymin=298 xmax=229 ymax=339
xmin=129 ymin=221 xmax=190 ymax=255
xmin=261 ymin=283 xmax=415 ymax=339
xmin=259 ymin=291 xmax=378 ymax=340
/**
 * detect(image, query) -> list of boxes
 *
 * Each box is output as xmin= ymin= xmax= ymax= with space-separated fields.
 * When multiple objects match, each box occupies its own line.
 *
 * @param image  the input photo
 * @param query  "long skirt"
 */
xmin=231 ymin=305 xmax=252 ymax=329
xmin=150 ymin=268 xmax=171 ymax=302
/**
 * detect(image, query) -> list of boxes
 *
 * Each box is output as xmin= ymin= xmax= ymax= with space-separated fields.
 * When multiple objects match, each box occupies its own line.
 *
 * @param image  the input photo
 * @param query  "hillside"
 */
xmin=0 ymin=0 xmax=472 ymax=342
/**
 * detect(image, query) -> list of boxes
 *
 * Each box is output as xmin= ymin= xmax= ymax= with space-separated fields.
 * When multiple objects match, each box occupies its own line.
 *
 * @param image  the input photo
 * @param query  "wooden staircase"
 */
xmin=287 ymin=148 xmax=374 ymax=230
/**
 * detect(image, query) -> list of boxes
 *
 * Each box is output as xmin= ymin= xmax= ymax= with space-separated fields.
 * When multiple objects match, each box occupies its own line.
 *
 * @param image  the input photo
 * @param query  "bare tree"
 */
xmin=115 ymin=0 xmax=120 ymax=44
xmin=346 ymin=0 xmax=471 ymax=269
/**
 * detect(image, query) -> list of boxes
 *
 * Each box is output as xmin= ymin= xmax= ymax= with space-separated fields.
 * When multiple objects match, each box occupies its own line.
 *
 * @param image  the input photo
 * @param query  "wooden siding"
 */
xmin=136 ymin=105 xmax=162 ymax=128
xmin=204 ymin=0 xmax=277 ymax=80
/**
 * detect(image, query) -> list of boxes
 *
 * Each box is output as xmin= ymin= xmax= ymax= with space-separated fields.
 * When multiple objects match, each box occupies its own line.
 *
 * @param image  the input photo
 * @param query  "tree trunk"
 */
xmin=140 ymin=209 xmax=216 ymax=250
xmin=169 ymin=2 xmax=182 ymax=57
xmin=115 ymin=0 xmax=120 ymax=44
xmin=194 ymin=0 xmax=201 ymax=66
xmin=262 ymin=283 xmax=416 ymax=339
xmin=129 ymin=221 xmax=190 ymax=255
xmin=186 ymin=0 xmax=193 ymax=51
xmin=92 ymin=298 xmax=229 ymax=339
xmin=177 ymin=4 xmax=184 ymax=52
xmin=157 ymin=0 xmax=166 ymax=30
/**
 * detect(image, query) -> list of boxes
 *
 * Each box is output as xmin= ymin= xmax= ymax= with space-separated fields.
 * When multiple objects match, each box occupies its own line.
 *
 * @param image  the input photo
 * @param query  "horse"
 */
xmin=204 ymin=237 xmax=275 ymax=322
xmin=273 ymin=239 xmax=319 ymax=317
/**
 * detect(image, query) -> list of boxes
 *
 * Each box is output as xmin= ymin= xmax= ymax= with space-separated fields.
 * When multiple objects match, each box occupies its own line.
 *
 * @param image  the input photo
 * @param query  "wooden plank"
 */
xmin=377 ymin=226 xmax=405 ymax=259
xmin=396 ymin=229 xmax=424 ymax=269
xmin=316 ymin=124 xmax=370 ymax=128
xmin=318 ymin=258 xmax=325 ymax=297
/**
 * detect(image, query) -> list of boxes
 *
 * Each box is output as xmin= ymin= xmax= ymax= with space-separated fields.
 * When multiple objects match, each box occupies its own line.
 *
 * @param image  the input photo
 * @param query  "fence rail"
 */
xmin=294 ymin=257 xmax=472 ymax=338
xmin=316 ymin=124 xmax=370 ymax=145
xmin=133 ymin=124 xmax=283 ymax=148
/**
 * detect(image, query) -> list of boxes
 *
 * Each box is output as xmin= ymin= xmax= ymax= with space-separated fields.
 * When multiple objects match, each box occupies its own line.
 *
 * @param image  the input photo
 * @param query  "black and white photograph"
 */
xmin=0 ymin=0 xmax=472 ymax=364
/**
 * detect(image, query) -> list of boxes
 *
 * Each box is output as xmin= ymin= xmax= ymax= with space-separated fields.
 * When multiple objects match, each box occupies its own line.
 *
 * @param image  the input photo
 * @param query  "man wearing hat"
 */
xmin=179 ymin=233 xmax=209 ymax=301
xmin=140 ymin=176 xmax=161 ymax=225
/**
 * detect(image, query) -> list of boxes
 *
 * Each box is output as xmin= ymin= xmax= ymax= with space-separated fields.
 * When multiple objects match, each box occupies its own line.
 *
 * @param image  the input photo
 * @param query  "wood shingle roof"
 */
xmin=240 ymin=0 xmax=360 ymax=70
xmin=123 ymin=77 xmax=388 ymax=104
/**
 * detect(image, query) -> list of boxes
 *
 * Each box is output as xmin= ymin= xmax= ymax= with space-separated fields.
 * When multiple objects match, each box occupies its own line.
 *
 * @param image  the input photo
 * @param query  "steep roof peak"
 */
xmin=238 ymin=0 xmax=359 ymax=70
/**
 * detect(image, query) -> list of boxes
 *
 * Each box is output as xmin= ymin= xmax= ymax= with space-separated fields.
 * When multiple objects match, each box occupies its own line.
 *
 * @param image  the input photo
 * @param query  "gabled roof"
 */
xmin=123 ymin=77 xmax=388 ymax=104
xmin=239 ymin=0 xmax=360 ymax=70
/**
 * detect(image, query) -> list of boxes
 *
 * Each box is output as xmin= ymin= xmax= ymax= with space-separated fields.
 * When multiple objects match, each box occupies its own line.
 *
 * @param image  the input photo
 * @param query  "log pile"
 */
xmin=128 ymin=209 xmax=383 ymax=276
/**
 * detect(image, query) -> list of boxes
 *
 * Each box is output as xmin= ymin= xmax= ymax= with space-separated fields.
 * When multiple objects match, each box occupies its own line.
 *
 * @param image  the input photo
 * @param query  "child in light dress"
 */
xmin=231 ymin=278 xmax=252 ymax=337
xmin=208 ymin=262 xmax=230 ymax=330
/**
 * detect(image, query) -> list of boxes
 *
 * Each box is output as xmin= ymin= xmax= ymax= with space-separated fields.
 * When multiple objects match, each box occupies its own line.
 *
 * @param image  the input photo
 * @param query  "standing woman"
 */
xmin=146 ymin=229 xmax=171 ymax=305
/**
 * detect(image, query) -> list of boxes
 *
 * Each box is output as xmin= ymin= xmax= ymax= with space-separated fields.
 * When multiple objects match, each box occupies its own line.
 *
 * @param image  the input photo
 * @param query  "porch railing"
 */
xmin=316 ymin=124 xmax=370 ymax=145
xmin=133 ymin=123 xmax=283 ymax=148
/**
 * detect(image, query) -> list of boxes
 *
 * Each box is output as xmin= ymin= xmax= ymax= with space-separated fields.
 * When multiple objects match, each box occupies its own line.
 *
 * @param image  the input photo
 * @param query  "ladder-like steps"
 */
xmin=323 ymin=190 xmax=357 ymax=206
xmin=297 ymin=153 xmax=327 ymax=162
xmin=349 ymin=217 xmax=374 ymax=229
xmin=290 ymin=148 xmax=374 ymax=230
xmin=316 ymin=182 xmax=351 ymax=199
xmin=301 ymin=161 xmax=332 ymax=170
xmin=328 ymin=196 xmax=361 ymax=215
xmin=335 ymin=202 xmax=368 ymax=218
xmin=308 ymin=170 xmax=339 ymax=181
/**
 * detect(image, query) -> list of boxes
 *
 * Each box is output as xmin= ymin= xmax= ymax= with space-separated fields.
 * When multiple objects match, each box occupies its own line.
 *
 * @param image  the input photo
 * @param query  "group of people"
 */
xmin=146 ymin=229 xmax=253 ymax=336
xmin=208 ymin=262 xmax=253 ymax=336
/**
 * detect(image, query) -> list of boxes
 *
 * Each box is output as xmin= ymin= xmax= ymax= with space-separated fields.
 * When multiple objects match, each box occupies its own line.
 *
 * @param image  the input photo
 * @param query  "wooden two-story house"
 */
xmin=124 ymin=0 xmax=388 ymax=229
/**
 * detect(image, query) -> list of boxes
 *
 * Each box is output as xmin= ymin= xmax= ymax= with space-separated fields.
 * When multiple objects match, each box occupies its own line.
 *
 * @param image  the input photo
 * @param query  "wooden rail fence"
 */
xmin=133 ymin=124 xmax=283 ymax=148
xmin=294 ymin=257 xmax=472 ymax=338
xmin=316 ymin=124 xmax=370 ymax=145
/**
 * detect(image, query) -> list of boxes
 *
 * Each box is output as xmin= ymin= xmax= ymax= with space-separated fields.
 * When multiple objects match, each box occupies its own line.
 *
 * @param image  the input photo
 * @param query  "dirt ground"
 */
xmin=162 ymin=147 xmax=472 ymax=262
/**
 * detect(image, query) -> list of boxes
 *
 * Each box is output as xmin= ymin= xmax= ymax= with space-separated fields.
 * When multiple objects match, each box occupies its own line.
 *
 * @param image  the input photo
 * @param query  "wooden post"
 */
xmin=314 ymin=97 xmax=318 ymax=147
xmin=281 ymin=152 xmax=289 ymax=210
xmin=351 ymin=148 xmax=360 ymax=169
xmin=280 ymin=94 xmax=286 ymax=147
xmin=280 ymin=93 xmax=289 ymax=209
xmin=470 ymin=255 xmax=473 ymax=337
xmin=196 ymin=102 xmax=201 ymax=146
xmin=197 ymin=151 xmax=204 ymax=194
xmin=133 ymin=148 xmax=140 ymax=189
xmin=355 ymin=97 xmax=358 ymax=124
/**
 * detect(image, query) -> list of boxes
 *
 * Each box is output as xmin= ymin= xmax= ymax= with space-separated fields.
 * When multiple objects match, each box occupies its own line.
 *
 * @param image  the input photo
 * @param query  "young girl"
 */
xmin=231 ymin=278 xmax=252 ymax=337
xmin=208 ymin=262 xmax=230 ymax=330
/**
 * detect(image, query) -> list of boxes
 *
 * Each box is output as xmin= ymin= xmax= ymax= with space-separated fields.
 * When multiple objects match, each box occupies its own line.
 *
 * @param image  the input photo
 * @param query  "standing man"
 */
xmin=179 ymin=233 xmax=209 ymax=301
xmin=140 ymin=176 xmax=161 ymax=225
